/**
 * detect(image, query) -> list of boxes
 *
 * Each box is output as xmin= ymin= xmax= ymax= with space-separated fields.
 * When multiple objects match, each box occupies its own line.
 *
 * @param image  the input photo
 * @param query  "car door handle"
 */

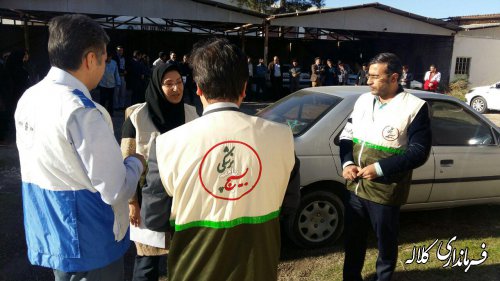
xmin=440 ymin=159 xmax=454 ymax=167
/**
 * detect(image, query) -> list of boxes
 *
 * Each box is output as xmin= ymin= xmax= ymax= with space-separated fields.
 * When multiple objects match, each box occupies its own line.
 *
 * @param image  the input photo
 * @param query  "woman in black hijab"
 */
xmin=120 ymin=62 xmax=198 ymax=281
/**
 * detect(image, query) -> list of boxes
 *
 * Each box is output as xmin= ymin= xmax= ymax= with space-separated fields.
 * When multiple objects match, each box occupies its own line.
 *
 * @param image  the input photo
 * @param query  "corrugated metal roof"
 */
xmin=460 ymin=23 xmax=500 ymax=30
xmin=268 ymin=2 xmax=460 ymax=31
xmin=449 ymin=14 xmax=500 ymax=20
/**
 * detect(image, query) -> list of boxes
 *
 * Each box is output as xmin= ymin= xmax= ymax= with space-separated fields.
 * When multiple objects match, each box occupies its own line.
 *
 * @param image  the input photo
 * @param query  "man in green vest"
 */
xmin=339 ymin=53 xmax=432 ymax=281
xmin=141 ymin=38 xmax=300 ymax=281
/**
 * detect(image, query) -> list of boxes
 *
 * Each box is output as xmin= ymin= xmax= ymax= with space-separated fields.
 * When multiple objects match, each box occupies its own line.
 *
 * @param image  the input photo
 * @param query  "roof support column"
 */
xmin=23 ymin=15 xmax=29 ymax=51
xmin=241 ymin=26 xmax=245 ymax=52
xmin=263 ymin=19 xmax=269 ymax=64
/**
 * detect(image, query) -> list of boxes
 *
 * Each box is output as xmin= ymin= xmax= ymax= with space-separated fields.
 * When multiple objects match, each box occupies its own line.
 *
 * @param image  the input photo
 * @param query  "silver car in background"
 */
xmin=258 ymin=86 xmax=500 ymax=248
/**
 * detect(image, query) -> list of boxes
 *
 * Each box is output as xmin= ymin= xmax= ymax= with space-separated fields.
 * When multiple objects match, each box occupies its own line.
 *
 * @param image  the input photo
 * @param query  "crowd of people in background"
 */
xmin=0 ymin=49 xmax=38 ymax=145
xmin=4 ymin=13 xmax=447 ymax=281
xmin=244 ymin=55 xmax=441 ymax=102
xmin=0 ymin=41 xmax=443 ymax=146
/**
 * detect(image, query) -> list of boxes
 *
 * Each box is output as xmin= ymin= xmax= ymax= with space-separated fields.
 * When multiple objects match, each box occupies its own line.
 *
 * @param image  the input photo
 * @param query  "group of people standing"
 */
xmin=246 ymin=55 xmax=367 ymax=101
xmin=245 ymin=54 xmax=442 ymax=103
xmin=96 ymin=46 xmax=198 ymax=118
xmin=15 ymin=14 xmax=299 ymax=281
xmin=13 ymin=12 xmax=440 ymax=281
xmin=311 ymin=57 xmax=354 ymax=87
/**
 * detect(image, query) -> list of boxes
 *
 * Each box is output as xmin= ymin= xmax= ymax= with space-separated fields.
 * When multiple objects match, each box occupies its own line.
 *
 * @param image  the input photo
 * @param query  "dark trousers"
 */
xmin=99 ymin=86 xmax=115 ymax=116
xmin=343 ymin=191 xmax=400 ymax=281
xmin=133 ymin=255 xmax=161 ymax=281
xmin=54 ymin=257 xmax=124 ymax=281
xmin=130 ymin=81 xmax=146 ymax=105
xmin=290 ymin=78 xmax=300 ymax=93
xmin=254 ymin=77 xmax=266 ymax=101
xmin=270 ymin=77 xmax=283 ymax=101
xmin=245 ymin=76 xmax=253 ymax=101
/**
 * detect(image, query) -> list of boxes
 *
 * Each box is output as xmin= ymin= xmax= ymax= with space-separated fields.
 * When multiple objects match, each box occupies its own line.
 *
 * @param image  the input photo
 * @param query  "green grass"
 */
xmin=278 ymin=205 xmax=500 ymax=281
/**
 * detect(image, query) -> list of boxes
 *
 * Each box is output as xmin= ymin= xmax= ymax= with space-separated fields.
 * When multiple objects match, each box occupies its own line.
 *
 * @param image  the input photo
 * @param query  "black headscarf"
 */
xmin=145 ymin=62 xmax=185 ymax=134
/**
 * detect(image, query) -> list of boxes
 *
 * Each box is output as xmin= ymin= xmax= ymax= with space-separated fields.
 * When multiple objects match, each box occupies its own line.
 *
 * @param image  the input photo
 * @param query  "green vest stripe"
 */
xmin=171 ymin=209 xmax=281 ymax=231
xmin=353 ymin=137 xmax=405 ymax=155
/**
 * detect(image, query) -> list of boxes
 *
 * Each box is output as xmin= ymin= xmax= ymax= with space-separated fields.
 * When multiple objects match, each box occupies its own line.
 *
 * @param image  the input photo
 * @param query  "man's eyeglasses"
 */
xmin=366 ymin=74 xmax=391 ymax=80
xmin=162 ymin=79 xmax=183 ymax=89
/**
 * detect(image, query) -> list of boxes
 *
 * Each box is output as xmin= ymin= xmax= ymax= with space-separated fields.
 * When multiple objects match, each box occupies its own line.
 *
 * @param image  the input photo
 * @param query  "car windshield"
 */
xmin=257 ymin=91 xmax=342 ymax=135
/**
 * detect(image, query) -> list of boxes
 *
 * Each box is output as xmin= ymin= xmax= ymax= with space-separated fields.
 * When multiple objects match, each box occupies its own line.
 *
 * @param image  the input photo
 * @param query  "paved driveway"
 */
xmin=484 ymin=113 xmax=500 ymax=127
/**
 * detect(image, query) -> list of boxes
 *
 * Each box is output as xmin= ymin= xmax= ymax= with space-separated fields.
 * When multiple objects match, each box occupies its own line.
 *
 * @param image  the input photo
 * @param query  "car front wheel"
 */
xmin=471 ymin=96 xmax=488 ymax=113
xmin=285 ymin=190 xmax=344 ymax=248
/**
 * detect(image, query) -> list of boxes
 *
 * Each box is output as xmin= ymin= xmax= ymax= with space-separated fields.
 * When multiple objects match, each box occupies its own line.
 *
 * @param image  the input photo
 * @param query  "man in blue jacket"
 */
xmin=15 ymin=14 xmax=144 ymax=281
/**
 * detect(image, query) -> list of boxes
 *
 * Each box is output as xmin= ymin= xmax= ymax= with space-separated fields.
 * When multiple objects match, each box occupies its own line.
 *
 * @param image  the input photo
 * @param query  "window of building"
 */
xmin=455 ymin=57 xmax=471 ymax=75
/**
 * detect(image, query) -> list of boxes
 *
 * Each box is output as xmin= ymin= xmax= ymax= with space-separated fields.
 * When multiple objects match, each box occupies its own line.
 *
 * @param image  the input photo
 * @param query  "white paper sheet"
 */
xmin=129 ymin=221 xmax=166 ymax=248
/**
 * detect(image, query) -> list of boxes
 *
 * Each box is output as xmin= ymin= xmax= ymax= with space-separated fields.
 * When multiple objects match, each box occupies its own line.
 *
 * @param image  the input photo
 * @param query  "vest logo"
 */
xmin=199 ymin=140 xmax=262 ymax=201
xmin=382 ymin=126 xmax=399 ymax=141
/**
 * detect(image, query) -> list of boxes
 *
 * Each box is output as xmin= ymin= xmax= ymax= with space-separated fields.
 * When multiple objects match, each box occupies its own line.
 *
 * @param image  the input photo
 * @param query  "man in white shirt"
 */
xmin=15 ymin=14 xmax=144 ymax=281
xmin=152 ymin=51 xmax=167 ymax=68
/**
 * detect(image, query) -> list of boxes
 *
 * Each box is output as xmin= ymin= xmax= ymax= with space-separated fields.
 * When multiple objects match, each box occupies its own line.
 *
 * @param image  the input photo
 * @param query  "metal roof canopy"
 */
xmin=1 ymin=1 xmax=464 ymax=39
xmin=0 ymin=0 xmax=266 ymax=25
xmin=1 ymin=1 xmax=460 ymax=36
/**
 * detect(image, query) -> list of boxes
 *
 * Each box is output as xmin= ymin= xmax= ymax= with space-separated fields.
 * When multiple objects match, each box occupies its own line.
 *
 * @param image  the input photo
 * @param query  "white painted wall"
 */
xmin=450 ymin=27 xmax=500 ymax=87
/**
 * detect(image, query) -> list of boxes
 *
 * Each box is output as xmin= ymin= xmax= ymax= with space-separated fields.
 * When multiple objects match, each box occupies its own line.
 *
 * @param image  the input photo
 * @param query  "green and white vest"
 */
xmin=348 ymin=92 xmax=425 ymax=206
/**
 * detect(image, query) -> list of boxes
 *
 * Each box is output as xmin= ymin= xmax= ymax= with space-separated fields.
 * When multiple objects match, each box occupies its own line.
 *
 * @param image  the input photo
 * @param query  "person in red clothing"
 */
xmin=423 ymin=64 xmax=441 ymax=92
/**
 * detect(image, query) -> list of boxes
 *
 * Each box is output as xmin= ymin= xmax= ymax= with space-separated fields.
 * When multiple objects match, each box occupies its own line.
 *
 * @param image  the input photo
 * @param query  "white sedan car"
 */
xmin=465 ymin=81 xmax=500 ymax=113
xmin=258 ymin=86 xmax=500 ymax=248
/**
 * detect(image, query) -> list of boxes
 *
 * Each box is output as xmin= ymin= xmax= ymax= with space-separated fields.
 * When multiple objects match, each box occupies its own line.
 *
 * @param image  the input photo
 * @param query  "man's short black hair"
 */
xmin=48 ymin=14 xmax=109 ymax=71
xmin=369 ymin=52 xmax=402 ymax=80
xmin=159 ymin=51 xmax=165 ymax=58
xmin=190 ymin=38 xmax=248 ymax=102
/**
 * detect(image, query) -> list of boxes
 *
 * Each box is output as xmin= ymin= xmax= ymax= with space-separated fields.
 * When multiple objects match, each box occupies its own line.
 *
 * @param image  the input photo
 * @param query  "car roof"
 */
xmin=298 ymin=86 xmax=464 ymax=103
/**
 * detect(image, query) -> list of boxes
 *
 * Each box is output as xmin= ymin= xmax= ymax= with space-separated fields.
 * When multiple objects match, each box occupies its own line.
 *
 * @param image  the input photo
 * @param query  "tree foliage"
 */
xmin=233 ymin=0 xmax=325 ymax=13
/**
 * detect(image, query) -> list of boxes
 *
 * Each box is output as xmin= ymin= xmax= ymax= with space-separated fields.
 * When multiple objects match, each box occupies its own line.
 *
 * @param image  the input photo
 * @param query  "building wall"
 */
xmin=451 ymin=27 xmax=500 ymax=87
